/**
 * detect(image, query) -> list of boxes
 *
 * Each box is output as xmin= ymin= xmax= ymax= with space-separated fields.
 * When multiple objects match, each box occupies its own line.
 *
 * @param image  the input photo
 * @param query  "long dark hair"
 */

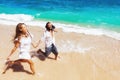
xmin=45 ymin=22 xmax=55 ymax=31
xmin=14 ymin=23 xmax=24 ymax=40
xmin=14 ymin=23 xmax=32 ymax=41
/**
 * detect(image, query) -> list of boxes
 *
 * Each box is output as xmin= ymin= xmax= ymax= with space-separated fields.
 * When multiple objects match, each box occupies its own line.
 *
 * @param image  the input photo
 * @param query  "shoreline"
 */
xmin=0 ymin=24 xmax=120 ymax=80
xmin=0 ymin=18 xmax=120 ymax=41
xmin=0 ymin=23 xmax=120 ymax=53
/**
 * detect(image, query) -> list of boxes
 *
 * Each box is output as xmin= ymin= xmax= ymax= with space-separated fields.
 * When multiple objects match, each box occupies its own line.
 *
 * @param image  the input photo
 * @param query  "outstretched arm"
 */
xmin=36 ymin=40 xmax=41 ymax=47
xmin=31 ymin=43 xmax=36 ymax=48
xmin=31 ymin=40 xmax=41 ymax=48
xmin=7 ymin=41 xmax=20 ymax=60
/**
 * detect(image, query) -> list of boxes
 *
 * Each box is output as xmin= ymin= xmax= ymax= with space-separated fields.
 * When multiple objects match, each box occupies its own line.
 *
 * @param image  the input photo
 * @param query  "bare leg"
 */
xmin=15 ymin=59 xmax=35 ymax=74
xmin=2 ymin=60 xmax=14 ymax=74
xmin=27 ymin=60 xmax=35 ymax=74
xmin=37 ymin=49 xmax=45 ymax=54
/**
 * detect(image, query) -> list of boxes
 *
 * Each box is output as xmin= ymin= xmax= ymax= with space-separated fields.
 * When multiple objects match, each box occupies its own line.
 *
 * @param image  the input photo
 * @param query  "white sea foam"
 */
xmin=58 ymin=40 xmax=93 ymax=53
xmin=0 ymin=13 xmax=33 ymax=21
xmin=0 ymin=13 xmax=120 ymax=40
xmin=52 ymin=22 xmax=120 ymax=40
xmin=0 ymin=13 xmax=46 ymax=27
xmin=53 ymin=22 xmax=120 ymax=40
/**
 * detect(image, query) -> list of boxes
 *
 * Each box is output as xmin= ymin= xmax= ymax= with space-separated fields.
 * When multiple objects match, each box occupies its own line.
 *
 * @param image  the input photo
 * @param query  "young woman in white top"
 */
xmin=37 ymin=22 xmax=58 ymax=60
xmin=6 ymin=23 xmax=35 ymax=74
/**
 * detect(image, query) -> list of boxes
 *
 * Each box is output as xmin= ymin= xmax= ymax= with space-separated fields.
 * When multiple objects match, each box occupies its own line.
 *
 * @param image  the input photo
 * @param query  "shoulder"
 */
xmin=14 ymin=36 xmax=21 ymax=44
xmin=43 ymin=30 xmax=48 ymax=34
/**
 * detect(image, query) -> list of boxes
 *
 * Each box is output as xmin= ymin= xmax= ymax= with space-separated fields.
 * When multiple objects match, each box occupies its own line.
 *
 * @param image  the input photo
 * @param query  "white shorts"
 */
xmin=19 ymin=51 xmax=31 ymax=59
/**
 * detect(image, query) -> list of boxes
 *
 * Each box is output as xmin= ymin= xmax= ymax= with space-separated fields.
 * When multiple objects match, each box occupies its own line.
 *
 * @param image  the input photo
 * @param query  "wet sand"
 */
xmin=0 ymin=24 xmax=120 ymax=80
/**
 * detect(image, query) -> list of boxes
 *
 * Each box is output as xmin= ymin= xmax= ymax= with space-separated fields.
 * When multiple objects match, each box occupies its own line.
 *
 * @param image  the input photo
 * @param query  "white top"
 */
xmin=41 ymin=30 xmax=55 ymax=47
xmin=19 ymin=36 xmax=31 ymax=52
xmin=15 ymin=36 xmax=32 ymax=59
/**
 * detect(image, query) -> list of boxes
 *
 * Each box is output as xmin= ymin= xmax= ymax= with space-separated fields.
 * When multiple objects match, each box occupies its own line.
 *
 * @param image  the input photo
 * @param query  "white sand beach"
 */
xmin=0 ymin=24 xmax=120 ymax=80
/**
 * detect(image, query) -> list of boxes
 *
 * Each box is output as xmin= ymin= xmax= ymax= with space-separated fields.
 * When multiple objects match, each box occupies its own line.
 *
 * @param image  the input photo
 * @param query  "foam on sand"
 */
xmin=1 ymin=13 xmax=120 ymax=40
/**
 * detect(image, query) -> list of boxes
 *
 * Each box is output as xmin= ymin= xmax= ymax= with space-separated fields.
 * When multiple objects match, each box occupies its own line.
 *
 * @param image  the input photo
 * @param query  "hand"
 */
xmin=32 ymin=43 xmax=39 ymax=48
xmin=34 ymin=40 xmax=41 ymax=48
xmin=6 ymin=57 xmax=10 ymax=61
xmin=34 ymin=45 xmax=39 ymax=48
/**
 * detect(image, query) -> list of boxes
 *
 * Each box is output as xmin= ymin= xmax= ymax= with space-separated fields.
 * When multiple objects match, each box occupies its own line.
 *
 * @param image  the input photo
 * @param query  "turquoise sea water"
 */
xmin=0 ymin=0 xmax=120 ymax=32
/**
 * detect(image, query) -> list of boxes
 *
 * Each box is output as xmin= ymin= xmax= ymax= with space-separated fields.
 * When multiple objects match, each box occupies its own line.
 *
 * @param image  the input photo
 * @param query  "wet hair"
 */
xmin=14 ymin=23 xmax=25 ymax=40
xmin=45 ymin=22 xmax=55 ymax=31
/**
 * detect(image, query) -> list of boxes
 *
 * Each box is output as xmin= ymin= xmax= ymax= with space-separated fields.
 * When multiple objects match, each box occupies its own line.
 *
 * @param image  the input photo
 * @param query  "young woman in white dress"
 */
xmin=6 ymin=23 xmax=35 ymax=74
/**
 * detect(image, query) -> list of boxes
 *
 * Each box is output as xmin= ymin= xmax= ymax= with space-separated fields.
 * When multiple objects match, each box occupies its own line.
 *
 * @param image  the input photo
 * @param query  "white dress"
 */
xmin=16 ymin=36 xmax=32 ymax=59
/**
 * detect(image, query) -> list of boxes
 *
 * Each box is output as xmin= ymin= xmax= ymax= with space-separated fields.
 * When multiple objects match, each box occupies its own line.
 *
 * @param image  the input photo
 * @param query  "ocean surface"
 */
xmin=0 ymin=0 xmax=120 ymax=40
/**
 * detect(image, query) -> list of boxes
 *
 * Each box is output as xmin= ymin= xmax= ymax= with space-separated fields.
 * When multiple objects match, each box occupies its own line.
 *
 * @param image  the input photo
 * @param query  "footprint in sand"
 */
xmin=36 ymin=72 xmax=44 ymax=77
